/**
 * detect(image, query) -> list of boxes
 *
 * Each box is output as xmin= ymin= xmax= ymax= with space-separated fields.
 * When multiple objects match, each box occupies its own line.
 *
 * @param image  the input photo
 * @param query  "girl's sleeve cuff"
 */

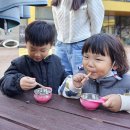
xmin=120 ymin=95 xmax=130 ymax=113
xmin=68 ymin=79 xmax=82 ymax=93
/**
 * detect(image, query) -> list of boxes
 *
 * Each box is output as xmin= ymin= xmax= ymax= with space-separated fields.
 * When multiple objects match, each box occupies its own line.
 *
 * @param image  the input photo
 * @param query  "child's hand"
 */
xmin=102 ymin=94 xmax=121 ymax=112
xmin=20 ymin=76 xmax=37 ymax=90
xmin=73 ymin=73 xmax=91 ymax=88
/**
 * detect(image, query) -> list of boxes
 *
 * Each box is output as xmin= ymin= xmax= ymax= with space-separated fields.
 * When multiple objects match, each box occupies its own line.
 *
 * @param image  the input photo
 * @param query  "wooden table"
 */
xmin=0 ymin=91 xmax=130 ymax=130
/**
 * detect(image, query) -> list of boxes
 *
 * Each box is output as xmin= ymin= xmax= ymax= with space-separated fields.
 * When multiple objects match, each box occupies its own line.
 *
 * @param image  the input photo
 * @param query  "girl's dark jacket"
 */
xmin=0 ymin=54 xmax=68 ymax=97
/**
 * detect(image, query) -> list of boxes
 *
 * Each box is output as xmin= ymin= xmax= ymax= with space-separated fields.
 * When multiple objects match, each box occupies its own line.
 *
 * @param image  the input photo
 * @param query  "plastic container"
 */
xmin=34 ymin=87 xmax=52 ymax=103
xmin=80 ymin=93 xmax=105 ymax=110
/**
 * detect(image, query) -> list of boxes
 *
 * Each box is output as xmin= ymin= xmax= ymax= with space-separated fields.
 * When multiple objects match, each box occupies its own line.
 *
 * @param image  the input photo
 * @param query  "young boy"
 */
xmin=0 ymin=21 xmax=68 ymax=97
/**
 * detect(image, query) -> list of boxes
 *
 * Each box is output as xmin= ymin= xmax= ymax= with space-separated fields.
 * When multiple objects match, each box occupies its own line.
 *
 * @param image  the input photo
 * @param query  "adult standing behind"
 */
xmin=52 ymin=0 xmax=104 ymax=75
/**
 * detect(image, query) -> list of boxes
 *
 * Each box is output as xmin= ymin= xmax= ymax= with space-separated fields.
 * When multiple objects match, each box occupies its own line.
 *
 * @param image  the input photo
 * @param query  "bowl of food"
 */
xmin=34 ymin=87 xmax=52 ymax=103
xmin=80 ymin=93 xmax=105 ymax=110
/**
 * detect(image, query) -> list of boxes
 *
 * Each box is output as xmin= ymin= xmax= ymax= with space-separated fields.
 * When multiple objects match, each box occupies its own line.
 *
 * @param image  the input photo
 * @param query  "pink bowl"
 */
xmin=80 ymin=93 xmax=105 ymax=110
xmin=34 ymin=87 xmax=52 ymax=103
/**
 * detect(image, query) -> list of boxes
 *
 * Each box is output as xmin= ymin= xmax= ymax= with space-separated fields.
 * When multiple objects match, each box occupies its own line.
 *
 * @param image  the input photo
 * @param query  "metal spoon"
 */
xmin=36 ymin=82 xmax=52 ymax=91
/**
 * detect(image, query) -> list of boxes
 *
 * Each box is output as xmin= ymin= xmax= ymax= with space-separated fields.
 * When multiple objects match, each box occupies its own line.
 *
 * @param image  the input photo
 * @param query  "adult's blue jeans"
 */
xmin=55 ymin=40 xmax=85 ymax=75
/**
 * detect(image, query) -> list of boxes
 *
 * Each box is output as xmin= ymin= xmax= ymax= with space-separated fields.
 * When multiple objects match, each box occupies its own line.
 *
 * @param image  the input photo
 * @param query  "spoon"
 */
xmin=81 ymin=72 xmax=91 ymax=84
xmin=36 ymin=82 xmax=52 ymax=91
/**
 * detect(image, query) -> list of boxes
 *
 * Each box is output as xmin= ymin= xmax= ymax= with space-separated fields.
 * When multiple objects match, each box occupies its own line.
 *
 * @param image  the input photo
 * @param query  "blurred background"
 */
xmin=1 ymin=0 xmax=130 ymax=46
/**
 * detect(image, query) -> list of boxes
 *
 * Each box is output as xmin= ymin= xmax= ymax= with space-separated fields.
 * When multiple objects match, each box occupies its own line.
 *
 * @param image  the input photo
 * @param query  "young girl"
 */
xmin=51 ymin=0 xmax=104 ymax=75
xmin=58 ymin=33 xmax=130 ymax=113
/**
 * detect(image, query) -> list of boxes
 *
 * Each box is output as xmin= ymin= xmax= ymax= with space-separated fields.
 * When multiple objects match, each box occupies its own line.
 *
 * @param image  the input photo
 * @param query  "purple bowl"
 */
xmin=34 ymin=87 xmax=52 ymax=103
xmin=80 ymin=93 xmax=105 ymax=110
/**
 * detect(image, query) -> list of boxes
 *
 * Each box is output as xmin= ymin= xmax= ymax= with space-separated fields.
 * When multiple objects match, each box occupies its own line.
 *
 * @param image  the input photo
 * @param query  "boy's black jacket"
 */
xmin=0 ymin=54 xmax=68 ymax=97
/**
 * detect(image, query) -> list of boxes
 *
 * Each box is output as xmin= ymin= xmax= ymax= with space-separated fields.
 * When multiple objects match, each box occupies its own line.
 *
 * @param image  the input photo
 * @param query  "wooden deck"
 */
xmin=0 ymin=91 xmax=130 ymax=130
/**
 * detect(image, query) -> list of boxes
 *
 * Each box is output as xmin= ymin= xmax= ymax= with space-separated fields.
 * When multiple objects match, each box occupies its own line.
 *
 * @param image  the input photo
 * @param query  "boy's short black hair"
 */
xmin=82 ymin=33 xmax=129 ymax=76
xmin=25 ymin=21 xmax=55 ymax=46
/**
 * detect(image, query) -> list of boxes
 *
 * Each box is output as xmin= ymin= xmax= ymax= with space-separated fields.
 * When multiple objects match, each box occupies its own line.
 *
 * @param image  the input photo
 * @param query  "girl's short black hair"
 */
xmin=51 ymin=0 xmax=85 ymax=10
xmin=82 ymin=33 xmax=129 ymax=76
xmin=25 ymin=21 xmax=55 ymax=46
